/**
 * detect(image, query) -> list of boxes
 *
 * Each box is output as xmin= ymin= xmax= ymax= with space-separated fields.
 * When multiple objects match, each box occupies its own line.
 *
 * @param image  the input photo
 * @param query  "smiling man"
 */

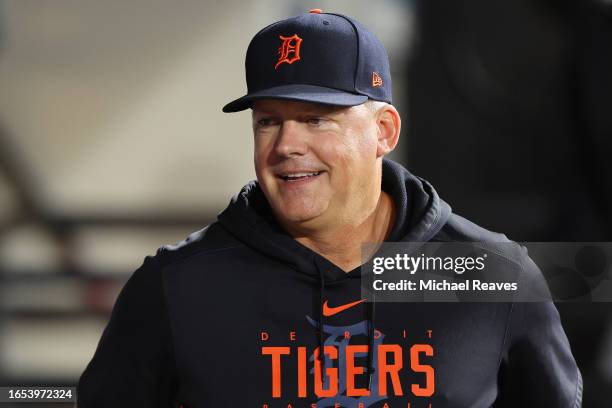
xmin=251 ymin=99 xmax=398 ymax=272
xmin=78 ymin=10 xmax=582 ymax=408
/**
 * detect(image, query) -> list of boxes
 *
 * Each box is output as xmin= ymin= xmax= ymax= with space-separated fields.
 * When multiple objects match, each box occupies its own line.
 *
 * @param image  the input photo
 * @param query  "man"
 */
xmin=78 ymin=10 xmax=582 ymax=407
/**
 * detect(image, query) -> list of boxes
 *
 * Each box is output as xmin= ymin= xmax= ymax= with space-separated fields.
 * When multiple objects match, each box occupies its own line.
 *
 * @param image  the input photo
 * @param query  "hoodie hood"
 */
xmin=217 ymin=158 xmax=452 ymax=280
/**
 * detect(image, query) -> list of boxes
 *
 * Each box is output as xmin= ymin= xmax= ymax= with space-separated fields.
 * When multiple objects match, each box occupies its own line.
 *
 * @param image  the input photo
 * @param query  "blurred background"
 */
xmin=0 ymin=0 xmax=610 ymax=406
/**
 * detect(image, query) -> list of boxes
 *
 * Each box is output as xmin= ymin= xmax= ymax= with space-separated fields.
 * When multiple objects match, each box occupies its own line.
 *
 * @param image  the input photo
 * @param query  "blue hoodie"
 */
xmin=78 ymin=159 xmax=582 ymax=407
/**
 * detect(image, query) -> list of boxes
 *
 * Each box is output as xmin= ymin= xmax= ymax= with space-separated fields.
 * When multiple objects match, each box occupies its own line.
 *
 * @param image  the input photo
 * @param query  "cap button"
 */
xmin=309 ymin=8 xmax=323 ymax=14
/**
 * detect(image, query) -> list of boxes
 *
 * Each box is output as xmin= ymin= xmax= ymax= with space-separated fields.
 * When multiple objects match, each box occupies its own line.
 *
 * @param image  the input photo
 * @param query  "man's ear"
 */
xmin=375 ymin=104 xmax=401 ymax=157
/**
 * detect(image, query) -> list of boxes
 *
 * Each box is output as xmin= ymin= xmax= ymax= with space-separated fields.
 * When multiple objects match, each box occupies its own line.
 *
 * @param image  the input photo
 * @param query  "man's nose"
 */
xmin=274 ymin=120 xmax=308 ymax=157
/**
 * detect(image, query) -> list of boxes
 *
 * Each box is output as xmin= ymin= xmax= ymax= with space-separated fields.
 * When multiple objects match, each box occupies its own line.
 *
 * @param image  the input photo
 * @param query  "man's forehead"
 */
xmin=251 ymin=99 xmax=356 ymax=115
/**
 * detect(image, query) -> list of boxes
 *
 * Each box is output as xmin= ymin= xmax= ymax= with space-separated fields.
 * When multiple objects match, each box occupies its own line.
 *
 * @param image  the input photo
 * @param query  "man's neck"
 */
xmin=292 ymin=191 xmax=396 ymax=272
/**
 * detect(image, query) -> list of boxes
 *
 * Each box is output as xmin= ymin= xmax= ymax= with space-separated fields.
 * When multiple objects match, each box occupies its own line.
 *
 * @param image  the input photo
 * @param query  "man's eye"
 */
xmin=306 ymin=117 xmax=324 ymax=125
xmin=257 ymin=118 xmax=275 ymax=127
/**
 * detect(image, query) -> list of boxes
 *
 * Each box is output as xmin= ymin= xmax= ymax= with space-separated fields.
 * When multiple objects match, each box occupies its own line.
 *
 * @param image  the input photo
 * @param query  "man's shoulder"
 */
xmin=436 ymin=212 xmax=510 ymax=243
xmin=434 ymin=212 xmax=531 ymax=269
xmin=433 ymin=213 xmax=551 ymax=298
xmin=154 ymin=221 xmax=243 ymax=268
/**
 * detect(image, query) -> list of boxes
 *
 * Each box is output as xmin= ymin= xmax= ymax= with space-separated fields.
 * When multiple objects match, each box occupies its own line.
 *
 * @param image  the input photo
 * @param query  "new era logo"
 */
xmin=372 ymin=71 xmax=383 ymax=87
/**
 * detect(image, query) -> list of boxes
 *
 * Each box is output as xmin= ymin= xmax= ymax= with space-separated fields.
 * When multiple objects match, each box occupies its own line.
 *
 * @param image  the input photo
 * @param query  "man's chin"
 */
xmin=272 ymin=206 xmax=327 ymax=229
xmin=279 ymin=210 xmax=320 ymax=224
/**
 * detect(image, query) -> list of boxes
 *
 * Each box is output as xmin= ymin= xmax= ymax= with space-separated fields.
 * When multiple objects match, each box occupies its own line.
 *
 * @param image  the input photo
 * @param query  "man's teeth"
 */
xmin=282 ymin=172 xmax=321 ymax=180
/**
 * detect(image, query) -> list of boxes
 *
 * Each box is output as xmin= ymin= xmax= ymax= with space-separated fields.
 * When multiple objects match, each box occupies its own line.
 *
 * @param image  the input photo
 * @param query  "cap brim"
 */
xmin=222 ymin=84 xmax=369 ymax=113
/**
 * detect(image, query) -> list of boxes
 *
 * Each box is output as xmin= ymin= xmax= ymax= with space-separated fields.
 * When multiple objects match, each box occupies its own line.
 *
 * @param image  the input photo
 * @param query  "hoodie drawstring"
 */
xmin=367 ymin=291 xmax=376 ymax=390
xmin=317 ymin=263 xmax=326 ymax=380
xmin=315 ymin=262 xmax=325 ymax=388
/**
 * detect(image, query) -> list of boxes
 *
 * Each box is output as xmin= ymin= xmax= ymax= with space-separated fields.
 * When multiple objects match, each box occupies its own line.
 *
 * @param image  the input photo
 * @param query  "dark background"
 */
xmin=407 ymin=1 xmax=612 ymax=405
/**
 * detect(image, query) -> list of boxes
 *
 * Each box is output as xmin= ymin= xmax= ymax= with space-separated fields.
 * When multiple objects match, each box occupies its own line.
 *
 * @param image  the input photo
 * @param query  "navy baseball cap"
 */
xmin=222 ymin=9 xmax=392 ymax=113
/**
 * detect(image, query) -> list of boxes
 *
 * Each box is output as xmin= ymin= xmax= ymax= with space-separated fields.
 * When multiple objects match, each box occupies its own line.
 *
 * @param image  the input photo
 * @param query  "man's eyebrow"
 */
xmin=252 ymin=109 xmax=276 ymax=117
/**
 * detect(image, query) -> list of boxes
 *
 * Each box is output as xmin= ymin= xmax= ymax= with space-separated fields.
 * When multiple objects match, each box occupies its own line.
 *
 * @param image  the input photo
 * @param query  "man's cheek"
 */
xmin=253 ymin=150 xmax=270 ymax=176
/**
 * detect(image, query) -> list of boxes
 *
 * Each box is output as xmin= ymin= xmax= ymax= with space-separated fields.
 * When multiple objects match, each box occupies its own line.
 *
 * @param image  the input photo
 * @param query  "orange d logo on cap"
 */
xmin=275 ymin=34 xmax=303 ymax=69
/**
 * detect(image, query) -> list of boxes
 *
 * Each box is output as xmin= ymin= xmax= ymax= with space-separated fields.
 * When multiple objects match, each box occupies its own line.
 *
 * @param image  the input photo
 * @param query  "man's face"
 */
xmin=252 ymin=99 xmax=381 ymax=231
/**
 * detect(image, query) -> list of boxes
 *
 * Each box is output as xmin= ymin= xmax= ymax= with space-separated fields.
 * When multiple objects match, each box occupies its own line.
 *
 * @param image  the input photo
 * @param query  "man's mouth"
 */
xmin=277 ymin=171 xmax=323 ymax=181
